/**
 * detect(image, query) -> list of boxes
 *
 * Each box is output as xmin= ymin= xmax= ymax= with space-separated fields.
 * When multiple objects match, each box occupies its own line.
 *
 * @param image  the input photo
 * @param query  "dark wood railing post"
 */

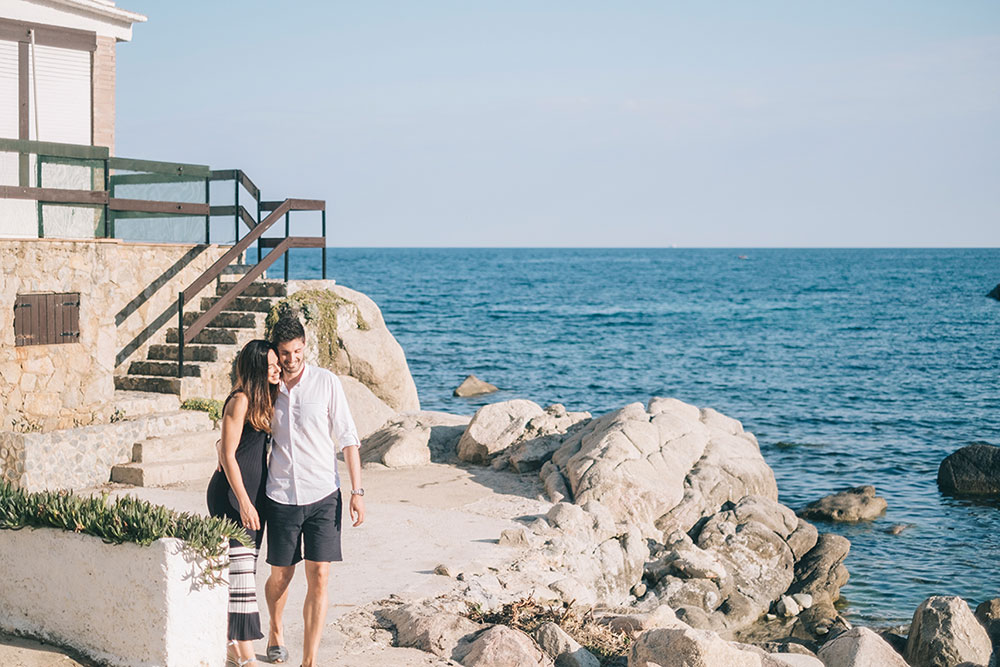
xmin=283 ymin=210 xmax=290 ymax=282
xmin=177 ymin=291 xmax=185 ymax=378
xmin=321 ymin=208 xmax=327 ymax=279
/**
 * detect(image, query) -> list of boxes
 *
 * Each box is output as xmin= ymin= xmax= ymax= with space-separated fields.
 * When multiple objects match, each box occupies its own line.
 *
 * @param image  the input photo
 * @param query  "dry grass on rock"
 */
xmin=466 ymin=597 xmax=630 ymax=666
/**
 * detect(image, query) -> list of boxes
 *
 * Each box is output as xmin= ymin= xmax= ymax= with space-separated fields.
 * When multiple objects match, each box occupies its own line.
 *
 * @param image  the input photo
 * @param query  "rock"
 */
xmin=382 ymin=602 xmax=481 ymax=659
xmin=598 ymin=605 xmax=688 ymax=638
xmin=276 ymin=285 xmax=420 ymax=411
xmin=766 ymin=654 xmax=823 ymax=667
xmin=498 ymin=527 xmax=531 ymax=548
xmin=534 ymin=622 xmax=601 ymax=667
xmin=541 ymin=461 xmax=571 ymax=503
xmin=550 ymin=398 xmax=777 ymax=540
xmin=433 ymin=563 xmax=455 ymax=577
xmin=361 ymin=411 xmax=471 ymax=467
xmin=454 ymin=374 xmax=499 ymax=398
xmin=975 ymin=598 xmax=1000 ymax=648
xmin=787 ymin=533 xmax=850 ymax=604
xmin=905 ymin=596 xmax=993 ymax=667
xmin=791 ymin=593 xmax=814 ymax=610
xmin=885 ymin=523 xmax=910 ymax=535
xmin=454 ymin=625 xmax=554 ymax=667
xmin=798 ymin=485 xmax=887 ymax=523
xmin=339 ymin=375 xmax=396 ymax=438
xmin=988 ymin=284 xmax=1000 ymax=300
xmin=777 ymin=596 xmax=801 ymax=618
xmin=937 ymin=443 xmax=1000 ymax=496
xmin=817 ymin=626 xmax=909 ymax=666
xmin=628 ymin=626 xmax=768 ymax=667
xmin=510 ymin=405 xmax=591 ymax=473
xmin=632 ymin=582 xmax=647 ymax=598
xmin=786 ymin=520 xmax=819 ymax=561
xmin=457 ymin=399 xmax=545 ymax=464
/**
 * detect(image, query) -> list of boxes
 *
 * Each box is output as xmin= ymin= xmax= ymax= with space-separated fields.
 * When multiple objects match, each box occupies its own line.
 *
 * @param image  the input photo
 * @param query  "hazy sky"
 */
xmin=116 ymin=1 xmax=1000 ymax=247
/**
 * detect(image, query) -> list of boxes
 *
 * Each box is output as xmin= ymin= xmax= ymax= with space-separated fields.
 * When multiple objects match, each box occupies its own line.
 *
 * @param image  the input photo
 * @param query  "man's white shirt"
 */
xmin=266 ymin=365 xmax=360 ymax=506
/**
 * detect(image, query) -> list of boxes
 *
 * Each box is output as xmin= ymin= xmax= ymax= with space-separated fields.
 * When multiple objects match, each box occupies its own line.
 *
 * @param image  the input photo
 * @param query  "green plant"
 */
xmin=181 ymin=398 xmax=224 ymax=425
xmin=0 ymin=483 xmax=250 ymax=585
xmin=266 ymin=290 xmax=370 ymax=369
xmin=110 ymin=407 xmax=127 ymax=423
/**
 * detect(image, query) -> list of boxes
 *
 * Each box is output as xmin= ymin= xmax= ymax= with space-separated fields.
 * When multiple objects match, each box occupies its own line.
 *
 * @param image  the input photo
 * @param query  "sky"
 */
xmin=115 ymin=1 xmax=1000 ymax=247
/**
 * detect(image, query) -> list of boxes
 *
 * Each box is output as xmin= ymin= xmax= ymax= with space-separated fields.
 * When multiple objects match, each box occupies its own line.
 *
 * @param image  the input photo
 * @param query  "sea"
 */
xmin=285 ymin=247 xmax=999 ymax=626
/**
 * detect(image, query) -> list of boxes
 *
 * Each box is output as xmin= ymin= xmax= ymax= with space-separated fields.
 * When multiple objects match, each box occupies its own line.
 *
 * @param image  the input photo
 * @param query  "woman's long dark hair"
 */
xmin=230 ymin=339 xmax=278 ymax=433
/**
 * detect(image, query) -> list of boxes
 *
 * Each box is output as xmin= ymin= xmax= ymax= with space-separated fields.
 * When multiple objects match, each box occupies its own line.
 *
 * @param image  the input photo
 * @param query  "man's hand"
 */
xmin=349 ymin=493 xmax=365 ymax=527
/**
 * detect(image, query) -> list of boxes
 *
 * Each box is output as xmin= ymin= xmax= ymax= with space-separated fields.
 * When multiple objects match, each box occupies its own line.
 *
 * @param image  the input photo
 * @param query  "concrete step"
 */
xmin=217 ymin=281 xmax=287 ymax=298
xmin=181 ymin=310 xmax=260 ymax=329
xmin=115 ymin=375 xmax=181 ymax=395
xmin=132 ymin=430 xmax=219 ymax=463
xmin=200 ymin=295 xmax=279 ymax=313
xmin=129 ymin=360 xmax=202 ymax=378
xmin=147 ymin=344 xmax=221 ymax=362
xmin=112 ymin=391 xmax=180 ymax=417
xmin=166 ymin=327 xmax=238 ymax=345
xmin=110 ymin=456 xmax=218 ymax=487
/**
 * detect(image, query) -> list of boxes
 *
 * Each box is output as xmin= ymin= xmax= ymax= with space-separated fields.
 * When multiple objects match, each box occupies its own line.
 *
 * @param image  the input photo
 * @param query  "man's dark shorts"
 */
xmin=265 ymin=489 xmax=343 ymax=566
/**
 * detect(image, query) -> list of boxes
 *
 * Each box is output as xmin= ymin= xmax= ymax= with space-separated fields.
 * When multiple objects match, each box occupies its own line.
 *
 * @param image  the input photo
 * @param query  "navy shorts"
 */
xmin=265 ymin=489 xmax=343 ymax=566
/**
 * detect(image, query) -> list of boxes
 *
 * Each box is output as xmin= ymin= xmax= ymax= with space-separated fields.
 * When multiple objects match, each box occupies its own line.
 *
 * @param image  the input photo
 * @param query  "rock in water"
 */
xmin=988 ymin=283 xmax=1000 ymax=300
xmin=453 ymin=374 xmax=499 ymax=397
xmin=817 ymin=627 xmax=909 ymax=667
xmin=937 ymin=443 xmax=1000 ymax=496
xmin=904 ymin=596 xmax=993 ymax=667
xmin=798 ymin=485 xmax=887 ymax=522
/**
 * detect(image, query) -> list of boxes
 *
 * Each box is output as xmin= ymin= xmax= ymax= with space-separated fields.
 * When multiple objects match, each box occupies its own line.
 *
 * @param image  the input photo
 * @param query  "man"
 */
xmin=264 ymin=316 xmax=365 ymax=667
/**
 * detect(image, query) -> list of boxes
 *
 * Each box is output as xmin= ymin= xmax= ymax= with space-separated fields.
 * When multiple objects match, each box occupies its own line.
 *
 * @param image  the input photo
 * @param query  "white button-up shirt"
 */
xmin=266 ymin=365 xmax=360 ymax=506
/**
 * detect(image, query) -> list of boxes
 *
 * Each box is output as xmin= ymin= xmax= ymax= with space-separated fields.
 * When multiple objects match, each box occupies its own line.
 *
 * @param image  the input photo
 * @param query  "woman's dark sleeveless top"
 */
xmin=207 ymin=419 xmax=268 ymax=547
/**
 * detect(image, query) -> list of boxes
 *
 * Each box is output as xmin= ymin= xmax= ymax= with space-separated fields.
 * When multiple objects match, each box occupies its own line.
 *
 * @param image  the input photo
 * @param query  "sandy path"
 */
xmin=1 ymin=462 xmax=550 ymax=666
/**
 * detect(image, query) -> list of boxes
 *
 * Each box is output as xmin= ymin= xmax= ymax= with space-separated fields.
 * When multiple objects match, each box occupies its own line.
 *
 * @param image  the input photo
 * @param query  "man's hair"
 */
xmin=270 ymin=316 xmax=305 ymax=346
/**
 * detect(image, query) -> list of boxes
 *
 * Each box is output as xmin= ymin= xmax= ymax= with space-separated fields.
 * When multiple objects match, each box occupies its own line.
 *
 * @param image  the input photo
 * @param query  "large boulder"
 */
xmin=509 ymin=404 xmax=591 ymax=473
xmin=937 ymin=444 xmax=1000 ymax=496
xmin=361 ymin=411 xmax=470 ymax=467
xmin=904 ymin=596 xmax=993 ymax=667
xmin=454 ymin=625 xmax=554 ymax=667
xmin=816 ymin=626 xmax=909 ymax=667
xmin=798 ymin=486 xmax=887 ymax=523
xmin=628 ymin=626 xmax=772 ymax=667
xmin=382 ymin=602 xmax=481 ymax=660
xmin=787 ymin=533 xmax=850 ymax=605
xmin=339 ymin=375 xmax=396 ymax=438
xmin=457 ymin=399 xmax=545 ymax=464
xmin=271 ymin=284 xmax=420 ymax=412
xmin=975 ymin=598 xmax=1000 ymax=652
xmin=548 ymin=398 xmax=777 ymax=540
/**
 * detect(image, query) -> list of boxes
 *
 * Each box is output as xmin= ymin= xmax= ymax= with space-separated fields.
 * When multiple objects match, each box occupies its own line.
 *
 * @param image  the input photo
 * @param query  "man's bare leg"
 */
xmin=265 ymin=565 xmax=296 ymax=654
xmin=301 ymin=560 xmax=330 ymax=667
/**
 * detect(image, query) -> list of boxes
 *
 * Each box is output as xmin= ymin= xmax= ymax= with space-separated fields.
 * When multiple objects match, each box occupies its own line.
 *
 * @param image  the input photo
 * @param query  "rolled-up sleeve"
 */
xmin=329 ymin=374 xmax=361 ymax=451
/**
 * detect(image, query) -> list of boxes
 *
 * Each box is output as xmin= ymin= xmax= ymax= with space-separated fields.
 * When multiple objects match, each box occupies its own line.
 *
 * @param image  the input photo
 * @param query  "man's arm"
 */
xmin=343 ymin=444 xmax=364 ymax=526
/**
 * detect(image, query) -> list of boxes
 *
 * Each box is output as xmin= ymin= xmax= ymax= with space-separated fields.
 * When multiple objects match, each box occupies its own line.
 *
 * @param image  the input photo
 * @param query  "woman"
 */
xmin=207 ymin=339 xmax=280 ymax=667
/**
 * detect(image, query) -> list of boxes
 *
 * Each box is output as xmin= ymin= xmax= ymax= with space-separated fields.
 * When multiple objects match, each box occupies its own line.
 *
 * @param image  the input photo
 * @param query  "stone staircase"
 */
xmin=114 ymin=268 xmax=288 ymax=401
xmin=110 ymin=429 xmax=220 ymax=487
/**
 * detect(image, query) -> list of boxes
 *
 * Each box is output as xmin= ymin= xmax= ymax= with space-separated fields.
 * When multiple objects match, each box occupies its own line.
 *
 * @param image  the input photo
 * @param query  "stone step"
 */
xmin=112 ymin=390 xmax=181 ymax=418
xmin=129 ymin=360 xmax=202 ymax=378
xmin=181 ymin=310 xmax=260 ymax=329
xmin=147 ymin=344 xmax=221 ymax=362
xmin=110 ymin=456 xmax=218 ymax=487
xmin=200 ymin=295 xmax=278 ymax=313
xmin=132 ymin=430 xmax=219 ymax=463
xmin=217 ymin=281 xmax=287 ymax=298
xmin=115 ymin=375 xmax=181 ymax=395
xmin=166 ymin=327 xmax=238 ymax=345
xmin=221 ymin=264 xmax=254 ymax=275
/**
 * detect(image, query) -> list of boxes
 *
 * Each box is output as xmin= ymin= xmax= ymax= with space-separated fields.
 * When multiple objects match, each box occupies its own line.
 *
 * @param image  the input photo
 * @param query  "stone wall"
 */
xmin=0 ymin=239 xmax=228 ymax=432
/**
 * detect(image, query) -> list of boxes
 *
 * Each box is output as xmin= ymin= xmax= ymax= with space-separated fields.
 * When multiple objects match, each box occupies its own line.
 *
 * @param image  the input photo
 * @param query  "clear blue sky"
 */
xmin=116 ymin=1 xmax=1000 ymax=247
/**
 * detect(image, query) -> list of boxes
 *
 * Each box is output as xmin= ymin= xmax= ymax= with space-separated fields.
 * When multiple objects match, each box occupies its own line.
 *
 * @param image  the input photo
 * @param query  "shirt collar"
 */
xmin=279 ymin=364 xmax=308 ymax=395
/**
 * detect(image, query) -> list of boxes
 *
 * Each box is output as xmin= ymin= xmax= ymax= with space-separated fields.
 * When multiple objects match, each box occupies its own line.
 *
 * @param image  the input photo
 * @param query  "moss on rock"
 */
xmin=265 ymin=289 xmax=369 ymax=369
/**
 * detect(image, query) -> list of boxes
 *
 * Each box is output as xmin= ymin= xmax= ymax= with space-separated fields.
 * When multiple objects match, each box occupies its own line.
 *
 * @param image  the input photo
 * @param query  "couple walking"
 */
xmin=206 ymin=316 xmax=364 ymax=667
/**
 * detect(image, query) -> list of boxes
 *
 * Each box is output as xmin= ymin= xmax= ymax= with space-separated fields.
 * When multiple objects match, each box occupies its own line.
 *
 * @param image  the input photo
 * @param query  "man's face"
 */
xmin=275 ymin=337 xmax=305 ymax=379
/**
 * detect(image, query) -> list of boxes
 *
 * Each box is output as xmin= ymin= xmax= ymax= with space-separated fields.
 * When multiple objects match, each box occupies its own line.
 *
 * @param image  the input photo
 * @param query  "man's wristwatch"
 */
xmin=350 ymin=488 xmax=365 ymax=496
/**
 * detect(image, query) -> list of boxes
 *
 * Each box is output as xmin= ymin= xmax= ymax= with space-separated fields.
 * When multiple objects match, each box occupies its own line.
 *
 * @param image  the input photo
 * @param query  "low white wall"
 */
xmin=0 ymin=527 xmax=227 ymax=667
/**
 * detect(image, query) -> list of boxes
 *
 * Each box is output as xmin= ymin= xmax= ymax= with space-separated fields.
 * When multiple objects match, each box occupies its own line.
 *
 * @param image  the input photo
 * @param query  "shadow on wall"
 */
xmin=114 ymin=245 xmax=213 ymax=368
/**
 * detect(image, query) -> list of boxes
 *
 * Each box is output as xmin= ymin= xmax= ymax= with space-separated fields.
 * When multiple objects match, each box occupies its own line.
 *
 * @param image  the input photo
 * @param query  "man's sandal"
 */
xmin=266 ymin=645 xmax=289 ymax=664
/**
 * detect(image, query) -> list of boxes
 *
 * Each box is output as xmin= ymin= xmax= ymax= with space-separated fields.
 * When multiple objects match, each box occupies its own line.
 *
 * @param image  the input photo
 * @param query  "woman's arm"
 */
xmin=219 ymin=393 xmax=260 ymax=531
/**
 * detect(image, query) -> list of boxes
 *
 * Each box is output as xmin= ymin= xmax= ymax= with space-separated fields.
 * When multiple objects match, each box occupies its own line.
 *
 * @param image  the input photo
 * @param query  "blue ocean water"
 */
xmin=286 ymin=247 xmax=999 ymax=625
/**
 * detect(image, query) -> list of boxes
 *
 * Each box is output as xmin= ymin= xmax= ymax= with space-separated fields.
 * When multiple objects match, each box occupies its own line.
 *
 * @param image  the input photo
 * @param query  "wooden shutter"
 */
xmin=13 ymin=292 xmax=81 ymax=346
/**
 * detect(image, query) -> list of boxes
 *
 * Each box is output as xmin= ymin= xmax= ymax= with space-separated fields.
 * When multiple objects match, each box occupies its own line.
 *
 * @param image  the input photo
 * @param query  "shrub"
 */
xmin=181 ymin=397 xmax=224 ymax=425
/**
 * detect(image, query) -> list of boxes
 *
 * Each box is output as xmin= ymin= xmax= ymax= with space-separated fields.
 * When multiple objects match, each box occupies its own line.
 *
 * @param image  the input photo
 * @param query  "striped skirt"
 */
xmin=228 ymin=541 xmax=263 ymax=641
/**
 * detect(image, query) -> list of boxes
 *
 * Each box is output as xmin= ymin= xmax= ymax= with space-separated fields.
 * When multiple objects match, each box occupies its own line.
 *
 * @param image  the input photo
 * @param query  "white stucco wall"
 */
xmin=0 ymin=528 xmax=226 ymax=667
xmin=1 ymin=0 xmax=146 ymax=42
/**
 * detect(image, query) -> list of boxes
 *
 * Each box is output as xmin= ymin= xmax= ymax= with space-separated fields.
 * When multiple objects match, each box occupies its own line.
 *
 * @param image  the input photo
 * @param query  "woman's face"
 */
xmin=267 ymin=350 xmax=281 ymax=385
